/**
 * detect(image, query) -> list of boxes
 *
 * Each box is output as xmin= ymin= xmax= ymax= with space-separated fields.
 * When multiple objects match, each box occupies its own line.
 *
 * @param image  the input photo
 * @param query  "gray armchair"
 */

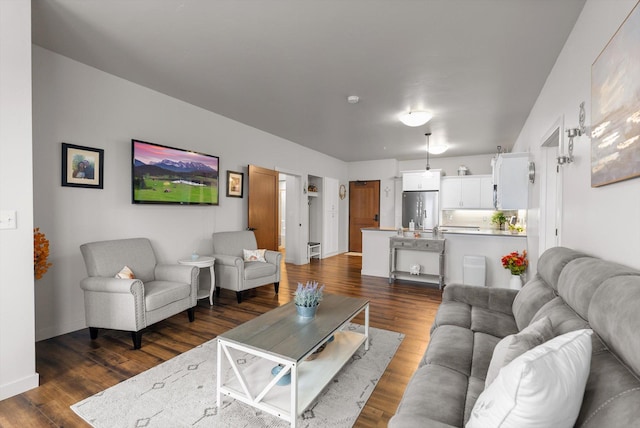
xmin=79 ymin=238 xmax=199 ymax=349
xmin=212 ymin=231 xmax=282 ymax=303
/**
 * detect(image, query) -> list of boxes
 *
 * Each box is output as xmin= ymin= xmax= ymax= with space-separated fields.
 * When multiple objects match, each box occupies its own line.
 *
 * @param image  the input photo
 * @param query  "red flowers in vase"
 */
xmin=501 ymin=250 xmax=528 ymax=275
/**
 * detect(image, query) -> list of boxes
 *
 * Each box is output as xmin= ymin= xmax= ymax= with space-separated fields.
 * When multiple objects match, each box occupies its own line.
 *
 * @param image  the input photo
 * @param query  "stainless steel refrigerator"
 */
xmin=402 ymin=191 xmax=439 ymax=230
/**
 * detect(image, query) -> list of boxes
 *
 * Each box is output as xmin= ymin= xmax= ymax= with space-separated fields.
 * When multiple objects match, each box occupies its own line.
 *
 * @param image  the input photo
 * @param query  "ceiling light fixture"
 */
xmin=399 ymin=110 xmax=433 ymax=127
xmin=428 ymin=142 xmax=448 ymax=155
xmin=347 ymin=95 xmax=360 ymax=104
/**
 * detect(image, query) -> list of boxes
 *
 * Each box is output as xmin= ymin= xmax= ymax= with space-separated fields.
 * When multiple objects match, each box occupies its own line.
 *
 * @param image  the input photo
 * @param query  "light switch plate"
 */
xmin=0 ymin=210 xmax=17 ymax=230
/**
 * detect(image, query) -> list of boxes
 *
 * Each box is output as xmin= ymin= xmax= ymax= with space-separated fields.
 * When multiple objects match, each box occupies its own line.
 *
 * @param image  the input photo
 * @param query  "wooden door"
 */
xmin=349 ymin=180 xmax=380 ymax=252
xmin=248 ymin=165 xmax=279 ymax=251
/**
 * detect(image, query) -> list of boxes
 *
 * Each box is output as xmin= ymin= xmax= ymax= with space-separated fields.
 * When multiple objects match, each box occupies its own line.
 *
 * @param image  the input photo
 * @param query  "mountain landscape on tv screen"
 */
xmin=134 ymin=159 xmax=217 ymax=175
xmin=132 ymin=157 xmax=219 ymax=205
xmin=151 ymin=159 xmax=216 ymax=173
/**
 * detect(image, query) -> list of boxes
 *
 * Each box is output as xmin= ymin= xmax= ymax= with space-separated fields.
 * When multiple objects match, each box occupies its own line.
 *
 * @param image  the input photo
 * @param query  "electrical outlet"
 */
xmin=0 ymin=210 xmax=17 ymax=230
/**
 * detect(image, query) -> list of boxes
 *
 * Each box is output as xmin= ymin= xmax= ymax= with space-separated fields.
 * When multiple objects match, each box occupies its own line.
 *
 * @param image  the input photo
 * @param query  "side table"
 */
xmin=178 ymin=256 xmax=215 ymax=305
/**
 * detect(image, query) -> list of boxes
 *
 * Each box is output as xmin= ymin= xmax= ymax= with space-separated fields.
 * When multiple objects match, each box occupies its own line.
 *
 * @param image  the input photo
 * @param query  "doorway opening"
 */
xmin=277 ymin=170 xmax=305 ymax=265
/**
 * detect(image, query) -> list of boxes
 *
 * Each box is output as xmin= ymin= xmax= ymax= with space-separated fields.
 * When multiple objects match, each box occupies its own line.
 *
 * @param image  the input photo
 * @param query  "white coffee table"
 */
xmin=178 ymin=256 xmax=215 ymax=305
xmin=216 ymin=294 xmax=369 ymax=427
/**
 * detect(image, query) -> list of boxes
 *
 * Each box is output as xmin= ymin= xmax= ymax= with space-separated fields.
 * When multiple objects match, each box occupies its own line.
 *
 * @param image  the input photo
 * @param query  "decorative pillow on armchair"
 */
xmin=243 ymin=249 xmax=266 ymax=262
xmin=115 ymin=265 xmax=135 ymax=279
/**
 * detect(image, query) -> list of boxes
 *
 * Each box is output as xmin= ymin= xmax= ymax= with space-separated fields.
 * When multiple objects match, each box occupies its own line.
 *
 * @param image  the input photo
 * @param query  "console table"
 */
xmin=389 ymin=236 xmax=445 ymax=289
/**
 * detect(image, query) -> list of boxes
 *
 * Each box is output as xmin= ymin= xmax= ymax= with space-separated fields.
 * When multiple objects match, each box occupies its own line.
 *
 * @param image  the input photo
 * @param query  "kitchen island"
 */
xmin=361 ymin=227 xmax=527 ymax=289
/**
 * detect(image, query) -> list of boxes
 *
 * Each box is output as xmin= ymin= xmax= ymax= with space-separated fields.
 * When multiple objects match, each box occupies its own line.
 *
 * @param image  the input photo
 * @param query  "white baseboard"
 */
xmin=0 ymin=373 xmax=39 ymax=401
xmin=360 ymin=268 xmax=388 ymax=278
xmin=36 ymin=318 xmax=86 ymax=342
xmin=321 ymin=252 xmax=339 ymax=259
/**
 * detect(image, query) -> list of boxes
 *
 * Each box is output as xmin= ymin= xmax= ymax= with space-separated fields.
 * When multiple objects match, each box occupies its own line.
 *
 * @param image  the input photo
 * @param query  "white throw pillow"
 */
xmin=485 ymin=316 xmax=553 ymax=387
xmin=115 ymin=265 xmax=135 ymax=279
xmin=243 ymin=249 xmax=266 ymax=262
xmin=467 ymin=329 xmax=593 ymax=428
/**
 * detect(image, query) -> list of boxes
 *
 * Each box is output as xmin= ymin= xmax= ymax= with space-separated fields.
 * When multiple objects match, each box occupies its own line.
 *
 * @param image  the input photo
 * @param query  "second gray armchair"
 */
xmin=212 ymin=230 xmax=282 ymax=303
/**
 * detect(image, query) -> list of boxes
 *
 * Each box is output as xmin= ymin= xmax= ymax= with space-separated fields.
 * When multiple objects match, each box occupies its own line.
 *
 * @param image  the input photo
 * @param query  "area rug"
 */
xmin=71 ymin=324 xmax=403 ymax=427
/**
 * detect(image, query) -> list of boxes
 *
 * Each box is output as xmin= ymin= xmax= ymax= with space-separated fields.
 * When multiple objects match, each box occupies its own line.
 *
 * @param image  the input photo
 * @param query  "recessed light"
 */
xmin=347 ymin=95 xmax=360 ymax=104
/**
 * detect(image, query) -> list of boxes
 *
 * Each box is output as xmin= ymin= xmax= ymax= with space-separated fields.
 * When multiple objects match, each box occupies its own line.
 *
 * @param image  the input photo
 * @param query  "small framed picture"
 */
xmin=226 ymin=170 xmax=244 ymax=198
xmin=61 ymin=143 xmax=104 ymax=189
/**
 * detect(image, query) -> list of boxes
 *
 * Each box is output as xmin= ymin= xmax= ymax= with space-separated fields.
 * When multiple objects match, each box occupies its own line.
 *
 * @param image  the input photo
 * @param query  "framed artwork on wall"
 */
xmin=226 ymin=170 xmax=244 ymax=198
xmin=61 ymin=143 xmax=104 ymax=189
xmin=591 ymin=1 xmax=640 ymax=187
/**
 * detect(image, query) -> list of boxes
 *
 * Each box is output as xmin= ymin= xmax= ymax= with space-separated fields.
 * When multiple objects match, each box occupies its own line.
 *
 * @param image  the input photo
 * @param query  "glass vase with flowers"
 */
xmin=501 ymin=250 xmax=527 ymax=289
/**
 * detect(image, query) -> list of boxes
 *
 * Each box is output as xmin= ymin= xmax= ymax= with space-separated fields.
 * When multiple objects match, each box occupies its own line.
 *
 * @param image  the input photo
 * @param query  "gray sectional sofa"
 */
xmin=389 ymin=247 xmax=640 ymax=427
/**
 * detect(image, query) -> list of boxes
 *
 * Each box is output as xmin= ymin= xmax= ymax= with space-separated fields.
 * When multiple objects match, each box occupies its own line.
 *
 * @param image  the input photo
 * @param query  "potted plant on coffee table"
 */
xmin=294 ymin=280 xmax=325 ymax=318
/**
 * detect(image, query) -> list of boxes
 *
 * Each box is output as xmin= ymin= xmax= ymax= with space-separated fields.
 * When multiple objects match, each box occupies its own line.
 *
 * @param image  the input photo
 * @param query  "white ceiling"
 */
xmin=31 ymin=0 xmax=586 ymax=162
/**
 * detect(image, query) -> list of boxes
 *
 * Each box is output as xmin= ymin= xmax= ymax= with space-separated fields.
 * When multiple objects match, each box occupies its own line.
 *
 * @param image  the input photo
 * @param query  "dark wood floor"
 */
xmin=0 ymin=253 xmax=442 ymax=427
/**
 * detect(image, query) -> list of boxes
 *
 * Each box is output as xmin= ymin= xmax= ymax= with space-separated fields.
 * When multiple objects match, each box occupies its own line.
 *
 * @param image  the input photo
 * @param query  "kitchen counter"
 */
xmin=361 ymin=229 xmax=445 ymax=281
xmin=361 ymin=227 xmax=528 ymax=288
xmin=441 ymin=229 xmax=526 ymax=237
xmin=361 ymin=227 xmax=526 ymax=238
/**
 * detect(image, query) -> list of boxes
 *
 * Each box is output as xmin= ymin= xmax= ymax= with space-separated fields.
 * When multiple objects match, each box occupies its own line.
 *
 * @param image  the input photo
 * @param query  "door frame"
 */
xmin=276 ymin=167 xmax=307 ymax=265
xmin=539 ymin=116 xmax=564 ymax=253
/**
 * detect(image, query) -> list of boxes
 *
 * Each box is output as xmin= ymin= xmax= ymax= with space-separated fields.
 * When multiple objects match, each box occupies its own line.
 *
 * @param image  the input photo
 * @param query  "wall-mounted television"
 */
xmin=131 ymin=139 xmax=219 ymax=205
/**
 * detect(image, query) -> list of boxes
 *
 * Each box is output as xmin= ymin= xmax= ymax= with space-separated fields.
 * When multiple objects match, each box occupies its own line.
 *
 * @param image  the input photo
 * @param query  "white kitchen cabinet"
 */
xmin=460 ymin=178 xmax=481 ymax=208
xmin=441 ymin=178 xmax=461 ymax=209
xmin=441 ymin=176 xmax=491 ymax=209
xmin=479 ymin=176 xmax=494 ymax=209
xmin=494 ymin=153 xmax=528 ymax=210
xmin=402 ymin=170 xmax=441 ymax=191
xmin=322 ymin=177 xmax=339 ymax=257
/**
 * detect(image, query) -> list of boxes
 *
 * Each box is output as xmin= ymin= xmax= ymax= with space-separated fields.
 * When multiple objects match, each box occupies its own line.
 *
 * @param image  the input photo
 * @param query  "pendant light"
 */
xmin=425 ymin=133 xmax=432 ymax=171
xmin=428 ymin=142 xmax=448 ymax=155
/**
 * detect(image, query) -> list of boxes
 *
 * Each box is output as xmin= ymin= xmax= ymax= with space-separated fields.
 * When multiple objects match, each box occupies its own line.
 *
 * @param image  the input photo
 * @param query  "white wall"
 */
xmin=399 ymin=153 xmax=495 ymax=177
xmin=0 ymin=0 xmax=39 ymax=400
xmin=31 ymin=46 xmax=348 ymax=341
xmin=513 ymin=0 xmax=640 ymax=273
